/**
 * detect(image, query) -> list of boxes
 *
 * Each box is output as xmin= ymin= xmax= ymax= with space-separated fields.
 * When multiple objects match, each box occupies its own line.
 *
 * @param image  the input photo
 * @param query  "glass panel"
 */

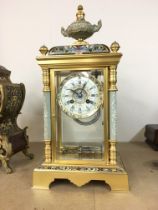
xmin=55 ymin=69 xmax=106 ymax=161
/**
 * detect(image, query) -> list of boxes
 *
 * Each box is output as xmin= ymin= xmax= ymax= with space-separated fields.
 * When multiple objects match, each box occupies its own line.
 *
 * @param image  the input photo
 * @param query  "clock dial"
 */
xmin=57 ymin=73 xmax=102 ymax=119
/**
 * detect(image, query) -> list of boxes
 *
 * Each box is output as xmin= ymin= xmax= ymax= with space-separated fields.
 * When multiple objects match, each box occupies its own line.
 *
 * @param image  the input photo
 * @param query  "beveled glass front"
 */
xmin=50 ymin=68 xmax=109 ymax=164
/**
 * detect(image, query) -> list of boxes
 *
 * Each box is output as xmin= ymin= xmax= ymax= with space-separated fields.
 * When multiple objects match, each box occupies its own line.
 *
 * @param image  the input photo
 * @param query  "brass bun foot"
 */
xmin=33 ymin=165 xmax=129 ymax=191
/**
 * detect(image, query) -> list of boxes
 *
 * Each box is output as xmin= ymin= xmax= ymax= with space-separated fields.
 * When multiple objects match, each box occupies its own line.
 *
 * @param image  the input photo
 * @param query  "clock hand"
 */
xmin=81 ymin=82 xmax=87 ymax=90
xmin=67 ymin=89 xmax=78 ymax=94
xmin=78 ymin=82 xmax=87 ymax=96
xmin=67 ymin=88 xmax=82 ymax=99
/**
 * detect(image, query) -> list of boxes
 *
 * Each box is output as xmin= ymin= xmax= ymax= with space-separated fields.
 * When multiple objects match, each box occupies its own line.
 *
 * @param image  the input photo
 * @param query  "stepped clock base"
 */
xmin=33 ymin=163 xmax=129 ymax=191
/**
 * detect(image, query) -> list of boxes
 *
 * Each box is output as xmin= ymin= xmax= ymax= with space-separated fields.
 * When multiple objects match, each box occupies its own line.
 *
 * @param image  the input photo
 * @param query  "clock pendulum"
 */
xmin=33 ymin=5 xmax=129 ymax=191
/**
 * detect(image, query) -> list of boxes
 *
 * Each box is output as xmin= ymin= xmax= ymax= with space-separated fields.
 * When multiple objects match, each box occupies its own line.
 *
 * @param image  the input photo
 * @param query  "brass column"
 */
xmin=42 ymin=67 xmax=52 ymax=164
xmin=109 ymin=64 xmax=117 ymax=165
xmin=40 ymin=46 xmax=52 ymax=164
xmin=108 ymin=41 xmax=120 ymax=166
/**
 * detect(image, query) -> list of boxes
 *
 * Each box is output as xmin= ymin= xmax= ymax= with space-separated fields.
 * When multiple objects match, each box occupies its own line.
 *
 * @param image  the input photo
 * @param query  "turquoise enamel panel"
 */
xmin=43 ymin=92 xmax=51 ymax=140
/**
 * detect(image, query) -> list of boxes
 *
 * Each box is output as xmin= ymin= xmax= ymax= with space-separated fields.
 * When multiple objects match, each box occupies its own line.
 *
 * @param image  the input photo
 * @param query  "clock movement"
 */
xmin=33 ymin=5 xmax=129 ymax=191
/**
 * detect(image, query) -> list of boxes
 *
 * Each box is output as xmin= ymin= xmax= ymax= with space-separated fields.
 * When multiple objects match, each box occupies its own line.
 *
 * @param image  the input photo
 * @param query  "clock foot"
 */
xmin=105 ymin=174 xmax=129 ymax=192
xmin=32 ymin=163 xmax=129 ymax=191
xmin=33 ymin=169 xmax=55 ymax=189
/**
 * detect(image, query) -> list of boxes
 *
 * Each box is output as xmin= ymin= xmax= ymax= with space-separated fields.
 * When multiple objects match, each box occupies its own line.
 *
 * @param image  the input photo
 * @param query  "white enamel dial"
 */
xmin=57 ymin=73 xmax=102 ymax=119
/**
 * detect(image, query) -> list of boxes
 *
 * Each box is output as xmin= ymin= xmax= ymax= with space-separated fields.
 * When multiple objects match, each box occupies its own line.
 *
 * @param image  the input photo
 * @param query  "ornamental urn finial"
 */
xmin=39 ymin=45 xmax=48 ymax=55
xmin=61 ymin=5 xmax=102 ymax=45
xmin=110 ymin=41 xmax=120 ymax=53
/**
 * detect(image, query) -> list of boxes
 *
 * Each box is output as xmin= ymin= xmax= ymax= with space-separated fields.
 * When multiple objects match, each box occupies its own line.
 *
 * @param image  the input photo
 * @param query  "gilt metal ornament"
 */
xmin=61 ymin=5 xmax=102 ymax=45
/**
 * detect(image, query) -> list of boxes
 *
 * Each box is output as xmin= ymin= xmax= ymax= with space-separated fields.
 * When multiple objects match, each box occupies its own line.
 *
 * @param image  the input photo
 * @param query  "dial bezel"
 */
xmin=57 ymin=72 xmax=103 ymax=119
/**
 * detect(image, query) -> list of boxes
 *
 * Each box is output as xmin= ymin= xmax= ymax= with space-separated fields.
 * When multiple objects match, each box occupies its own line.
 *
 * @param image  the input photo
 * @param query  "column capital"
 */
xmin=109 ymin=65 xmax=117 ymax=91
xmin=42 ymin=68 xmax=50 ymax=91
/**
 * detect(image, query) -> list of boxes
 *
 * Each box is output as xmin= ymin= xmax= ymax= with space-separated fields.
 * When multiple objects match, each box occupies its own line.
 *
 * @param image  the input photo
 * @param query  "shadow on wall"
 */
xmin=130 ymin=127 xmax=145 ymax=142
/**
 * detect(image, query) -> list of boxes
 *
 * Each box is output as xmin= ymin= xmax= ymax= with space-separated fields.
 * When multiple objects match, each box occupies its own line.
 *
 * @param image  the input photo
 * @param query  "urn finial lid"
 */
xmin=76 ymin=5 xmax=85 ymax=21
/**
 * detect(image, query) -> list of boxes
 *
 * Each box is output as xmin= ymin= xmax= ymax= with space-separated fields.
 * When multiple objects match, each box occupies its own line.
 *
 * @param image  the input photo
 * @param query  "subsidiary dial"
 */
xmin=57 ymin=73 xmax=103 ymax=119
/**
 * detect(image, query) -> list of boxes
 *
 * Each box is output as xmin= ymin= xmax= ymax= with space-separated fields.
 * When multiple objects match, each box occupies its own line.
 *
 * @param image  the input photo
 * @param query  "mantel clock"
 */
xmin=33 ymin=5 xmax=129 ymax=191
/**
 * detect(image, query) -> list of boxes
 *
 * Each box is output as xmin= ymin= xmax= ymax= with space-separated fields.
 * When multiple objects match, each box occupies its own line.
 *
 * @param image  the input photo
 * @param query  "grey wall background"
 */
xmin=0 ymin=0 xmax=158 ymax=142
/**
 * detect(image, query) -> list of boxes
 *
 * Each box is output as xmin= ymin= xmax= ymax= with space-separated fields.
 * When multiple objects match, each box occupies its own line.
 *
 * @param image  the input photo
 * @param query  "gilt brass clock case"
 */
xmin=33 ymin=5 xmax=129 ymax=192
